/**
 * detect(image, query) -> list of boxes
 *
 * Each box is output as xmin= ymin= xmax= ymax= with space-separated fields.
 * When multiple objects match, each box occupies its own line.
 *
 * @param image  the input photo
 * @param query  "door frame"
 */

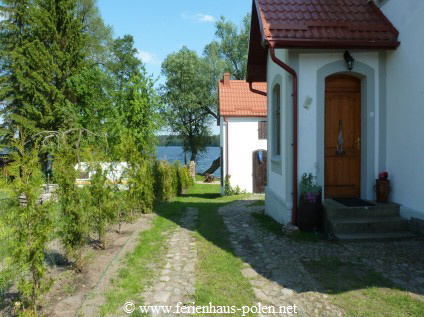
xmin=316 ymin=60 xmax=379 ymax=201
xmin=252 ymin=149 xmax=267 ymax=193
xmin=324 ymin=74 xmax=361 ymax=197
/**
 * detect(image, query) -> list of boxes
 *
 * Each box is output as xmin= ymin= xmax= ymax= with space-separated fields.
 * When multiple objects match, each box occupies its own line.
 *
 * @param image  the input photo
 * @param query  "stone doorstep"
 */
xmin=324 ymin=199 xmax=418 ymax=242
xmin=334 ymin=231 xmax=417 ymax=242
xmin=324 ymin=199 xmax=401 ymax=219
xmin=331 ymin=217 xmax=409 ymax=234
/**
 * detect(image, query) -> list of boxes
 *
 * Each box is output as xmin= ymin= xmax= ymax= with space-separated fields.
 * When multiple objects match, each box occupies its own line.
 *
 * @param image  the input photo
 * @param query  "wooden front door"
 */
xmin=253 ymin=150 xmax=267 ymax=193
xmin=325 ymin=75 xmax=361 ymax=197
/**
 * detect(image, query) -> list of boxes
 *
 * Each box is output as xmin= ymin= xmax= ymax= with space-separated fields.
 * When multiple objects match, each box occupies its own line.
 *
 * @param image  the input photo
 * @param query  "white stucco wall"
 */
xmin=265 ymin=49 xmax=294 ymax=224
xmin=220 ymin=116 xmax=267 ymax=194
xmin=381 ymin=0 xmax=424 ymax=220
xmin=298 ymin=51 xmax=381 ymax=197
xmin=266 ymin=48 xmax=385 ymax=224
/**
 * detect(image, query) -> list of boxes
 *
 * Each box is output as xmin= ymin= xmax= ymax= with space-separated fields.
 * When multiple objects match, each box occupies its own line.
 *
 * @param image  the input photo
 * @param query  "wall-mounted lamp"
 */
xmin=344 ymin=50 xmax=355 ymax=71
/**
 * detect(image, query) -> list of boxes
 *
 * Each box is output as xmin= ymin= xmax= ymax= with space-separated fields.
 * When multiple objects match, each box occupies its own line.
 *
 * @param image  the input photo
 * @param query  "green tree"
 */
xmin=1 ymin=133 xmax=52 ymax=316
xmin=51 ymin=130 xmax=94 ymax=271
xmin=198 ymin=13 xmax=251 ymax=121
xmin=214 ymin=14 xmax=250 ymax=80
xmin=88 ymin=163 xmax=114 ymax=250
xmin=0 ymin=0 xmax=88 ymax=136
xmin=161 ymin=46 xmax=212 ymax=162
xmin=0 ymin=0 xmax=113 ymax=138
xmin=108 ymin=35 xmax=161 ymax=158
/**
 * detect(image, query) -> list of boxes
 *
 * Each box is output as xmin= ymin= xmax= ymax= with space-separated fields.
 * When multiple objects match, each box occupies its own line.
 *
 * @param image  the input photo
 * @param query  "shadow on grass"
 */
xmin=154 ymin=184 xmax=424 ymax=315
xmin=181 ymin=192 xmax=221 ymax=200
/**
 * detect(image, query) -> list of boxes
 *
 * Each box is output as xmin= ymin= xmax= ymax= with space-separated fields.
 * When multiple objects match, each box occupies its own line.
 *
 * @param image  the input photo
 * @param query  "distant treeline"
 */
xmin=157 ymin=135 xmax=220 ymax=147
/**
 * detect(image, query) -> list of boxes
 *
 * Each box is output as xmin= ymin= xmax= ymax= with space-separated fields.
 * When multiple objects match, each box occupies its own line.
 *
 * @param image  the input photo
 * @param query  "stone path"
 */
xmin=219 ymin=198 xmax=345 ymax=317
xmin=140 ymin=195 xmax=423 ymax=317
xmin=219 ymin=195 xmax=424 ymax=316
xmin=142 ymin=207 xmax=198 ymax=316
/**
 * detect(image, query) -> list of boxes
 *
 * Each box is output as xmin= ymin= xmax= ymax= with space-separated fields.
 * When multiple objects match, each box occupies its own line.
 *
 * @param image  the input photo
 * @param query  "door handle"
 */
xmin=356 ymin=137 xmax=361 ymax=150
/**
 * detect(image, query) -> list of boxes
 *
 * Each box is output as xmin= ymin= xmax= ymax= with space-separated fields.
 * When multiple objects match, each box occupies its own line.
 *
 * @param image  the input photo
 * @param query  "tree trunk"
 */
xmin=202 ymin=157 xmax=220 ymax=175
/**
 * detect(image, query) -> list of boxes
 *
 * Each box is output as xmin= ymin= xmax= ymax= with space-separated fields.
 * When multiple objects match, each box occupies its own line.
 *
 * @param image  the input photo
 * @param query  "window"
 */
xmin=258 ymin=121 xmax=267 ymax=140
xmin=273 ymin=84 xmax=281 ymax=156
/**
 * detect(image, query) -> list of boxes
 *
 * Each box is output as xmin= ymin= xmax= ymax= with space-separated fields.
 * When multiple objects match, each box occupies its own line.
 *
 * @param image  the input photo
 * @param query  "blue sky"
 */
xmin=98 ymin=0 xmax=251 ymax=85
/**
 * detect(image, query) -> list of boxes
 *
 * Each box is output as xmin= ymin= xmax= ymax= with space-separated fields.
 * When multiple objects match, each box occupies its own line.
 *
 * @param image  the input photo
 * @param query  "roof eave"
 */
xmin=268 ymin=39 xmax=400 ymax=50
xmin=219 ymin=114 xmax=267 ymax=118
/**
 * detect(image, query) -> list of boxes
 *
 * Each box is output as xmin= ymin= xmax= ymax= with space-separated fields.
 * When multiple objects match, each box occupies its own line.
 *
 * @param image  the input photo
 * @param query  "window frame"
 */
xmin=272 ymin=84 xmax=281 ymax=159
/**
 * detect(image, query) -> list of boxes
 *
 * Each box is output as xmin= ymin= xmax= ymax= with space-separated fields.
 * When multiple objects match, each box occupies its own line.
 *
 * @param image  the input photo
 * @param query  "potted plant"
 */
xmin=297 ymin=173 xmax=323 ymax=232
xmin=375 ymin=171 xmax=391 ymax=203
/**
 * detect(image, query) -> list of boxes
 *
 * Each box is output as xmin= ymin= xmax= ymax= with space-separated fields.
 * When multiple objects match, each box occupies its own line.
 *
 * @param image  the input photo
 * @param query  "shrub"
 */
xmin=87 ymin=163 xmax=115 ymax=250
xmin=153 ymin=160 xmax=176 ymax=202
xmin=153 ymin=160 xmax=194 ymax=201
xmin=224 ymin=175 xmax=247 ymax=196
xmin=174 ymin=161 xmax=193 ymax=195
xmin=54 ymin=147 xmax=90 ymax=270
xmin=2 ymin=137 xmax=53 ymax=316
xmin=126 ymin=159 xmax=155 ymax=214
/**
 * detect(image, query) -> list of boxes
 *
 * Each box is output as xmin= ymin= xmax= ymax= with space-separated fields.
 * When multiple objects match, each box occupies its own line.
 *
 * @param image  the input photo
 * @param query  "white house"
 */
xmin=219 ymin=73 xmax=268 ymax=195
xmin=246 ymin=0 xmax=424 ymax=230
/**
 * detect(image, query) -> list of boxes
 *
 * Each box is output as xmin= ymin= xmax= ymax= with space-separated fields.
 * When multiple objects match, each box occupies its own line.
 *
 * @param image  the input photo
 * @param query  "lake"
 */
xmin=155 ymin=146 xmax=221 ymax=177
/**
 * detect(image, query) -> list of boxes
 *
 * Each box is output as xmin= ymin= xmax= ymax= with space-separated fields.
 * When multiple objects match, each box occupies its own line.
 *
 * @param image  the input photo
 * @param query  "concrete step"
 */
xmin=324 ymin=199 xmax=400 ymax=219
xmin=335 ymin=231 xmax=418 ymax=242
xmin=330 ymin=217 xmax=409 ymax=234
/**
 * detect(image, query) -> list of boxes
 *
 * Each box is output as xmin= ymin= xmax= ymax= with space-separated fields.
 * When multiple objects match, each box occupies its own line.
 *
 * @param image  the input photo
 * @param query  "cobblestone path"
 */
xmin=219 ymin=196 xmax=424 ymax=316
xmin=142 ymin=207 xmax=198 ymax=316
xmin=219 ymin=199 xmax=344 ymax=317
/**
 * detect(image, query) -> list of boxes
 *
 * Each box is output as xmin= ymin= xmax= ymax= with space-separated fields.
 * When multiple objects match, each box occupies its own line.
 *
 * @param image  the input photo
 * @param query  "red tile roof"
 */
xmin=255 ymin=0 xmax=399 ymax=48
xmin=218 ymin=75 xmax=267 ymax=117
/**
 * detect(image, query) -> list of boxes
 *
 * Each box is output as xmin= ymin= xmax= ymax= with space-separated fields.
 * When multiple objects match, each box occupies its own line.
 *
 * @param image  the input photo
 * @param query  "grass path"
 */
xmin=96 ymin=183 xmax=256 ymax=316
xmin=184 ymin=185 xmax=256 ymax=316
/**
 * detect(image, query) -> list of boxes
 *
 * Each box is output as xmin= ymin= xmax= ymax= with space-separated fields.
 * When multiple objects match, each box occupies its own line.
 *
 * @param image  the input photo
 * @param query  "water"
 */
xmin=155 ymin=146 xmax=221 ymax=177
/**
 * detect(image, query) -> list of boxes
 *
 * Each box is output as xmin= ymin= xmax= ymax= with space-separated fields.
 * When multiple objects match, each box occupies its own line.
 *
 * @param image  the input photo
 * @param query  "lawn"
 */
xmin=96 ymin=183 xmax=256 ymax=316
xmin=303 ymin=257 xmax=424 ymax=317
xmin=249 ymin=211 xmax=424 ymax=317
xmin=88 ymin=184 xmax=424 ymax=316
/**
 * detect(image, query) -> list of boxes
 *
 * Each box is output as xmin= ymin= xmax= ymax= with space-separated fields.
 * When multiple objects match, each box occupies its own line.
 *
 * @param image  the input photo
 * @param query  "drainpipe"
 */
xmin=269 ymin=42 xmax=298 ymax=225
xmin=224 ymin=116 xmax=229 ymax=177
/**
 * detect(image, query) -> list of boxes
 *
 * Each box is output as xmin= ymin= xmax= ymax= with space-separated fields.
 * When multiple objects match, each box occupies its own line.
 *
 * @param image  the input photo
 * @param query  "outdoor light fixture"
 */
xmin=344 ymin=50 xmax=355 ymax=71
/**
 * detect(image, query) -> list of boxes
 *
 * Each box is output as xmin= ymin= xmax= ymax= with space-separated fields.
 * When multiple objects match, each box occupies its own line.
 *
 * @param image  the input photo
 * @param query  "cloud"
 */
xmin=137 ymin=50 xmax=161 ymax=65
xmin=181 ymin=12 xmax=216 ymax=23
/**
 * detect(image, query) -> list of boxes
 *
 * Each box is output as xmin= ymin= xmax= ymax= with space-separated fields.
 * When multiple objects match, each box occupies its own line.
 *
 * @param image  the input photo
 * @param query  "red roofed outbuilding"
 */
xmin=218 ymin=73 xmax=268 ymax=195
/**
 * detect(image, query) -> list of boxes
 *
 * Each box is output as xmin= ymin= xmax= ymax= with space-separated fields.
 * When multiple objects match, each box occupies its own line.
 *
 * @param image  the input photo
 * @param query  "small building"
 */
xmin=246 ymin=0 xmax=424 ymax=237
xmin=218 ymin=73 xmax=267 ymax=194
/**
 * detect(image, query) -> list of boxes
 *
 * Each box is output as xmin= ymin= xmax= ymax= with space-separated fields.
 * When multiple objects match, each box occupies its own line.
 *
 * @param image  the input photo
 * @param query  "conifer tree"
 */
xmin=1 ymin=0 xmax=88 ymax=136
xmin=2 ymin=133 xmax=53 ymax=316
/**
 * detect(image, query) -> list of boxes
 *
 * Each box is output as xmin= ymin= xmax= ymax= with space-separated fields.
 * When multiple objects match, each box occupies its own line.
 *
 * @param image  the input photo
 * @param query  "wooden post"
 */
xmin=189 ymin=161 xmax=196 ymax=179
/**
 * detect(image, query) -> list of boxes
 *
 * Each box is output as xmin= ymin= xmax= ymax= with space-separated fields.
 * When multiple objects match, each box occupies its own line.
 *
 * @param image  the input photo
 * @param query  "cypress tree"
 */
xmin=0 ymin=0 xmax=89 ymax=137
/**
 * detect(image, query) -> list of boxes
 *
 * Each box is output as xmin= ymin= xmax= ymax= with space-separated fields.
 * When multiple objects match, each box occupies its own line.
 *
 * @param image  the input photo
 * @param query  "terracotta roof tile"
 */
xmin=255 ymin=0 xmax=399 ymax=48
xmin=218 ymin=79 xmax=267 ymax=117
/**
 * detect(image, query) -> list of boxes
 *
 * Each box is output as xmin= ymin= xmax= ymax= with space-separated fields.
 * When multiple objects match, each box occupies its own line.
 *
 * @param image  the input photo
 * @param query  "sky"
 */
xmin=97 ymin=0 xmax=251 ymax=85
xmin=98 ymin=0 xmax=252 ymax=135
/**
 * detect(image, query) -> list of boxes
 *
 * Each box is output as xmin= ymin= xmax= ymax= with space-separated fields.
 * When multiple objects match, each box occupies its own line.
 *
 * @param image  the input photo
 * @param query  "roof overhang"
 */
xmin=246 ymin=0 xmax=400 ymax=82
xmin=246 ymin=0 xmax=268 ymax=83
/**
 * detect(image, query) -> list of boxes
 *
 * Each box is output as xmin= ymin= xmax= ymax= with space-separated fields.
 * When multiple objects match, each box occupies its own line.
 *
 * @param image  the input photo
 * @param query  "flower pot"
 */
xmin=297 ymin=193 xmax=323 ymax=232
xmin=375 ymin=179 xmax=390 ymax=203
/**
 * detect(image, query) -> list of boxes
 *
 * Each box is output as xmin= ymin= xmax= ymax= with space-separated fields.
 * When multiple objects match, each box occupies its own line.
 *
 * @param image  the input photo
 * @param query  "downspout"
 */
xmin=224 ymin=116 xmax=229 ymax=177
xmin=269 ymin=42 xmax=298 ymax=225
